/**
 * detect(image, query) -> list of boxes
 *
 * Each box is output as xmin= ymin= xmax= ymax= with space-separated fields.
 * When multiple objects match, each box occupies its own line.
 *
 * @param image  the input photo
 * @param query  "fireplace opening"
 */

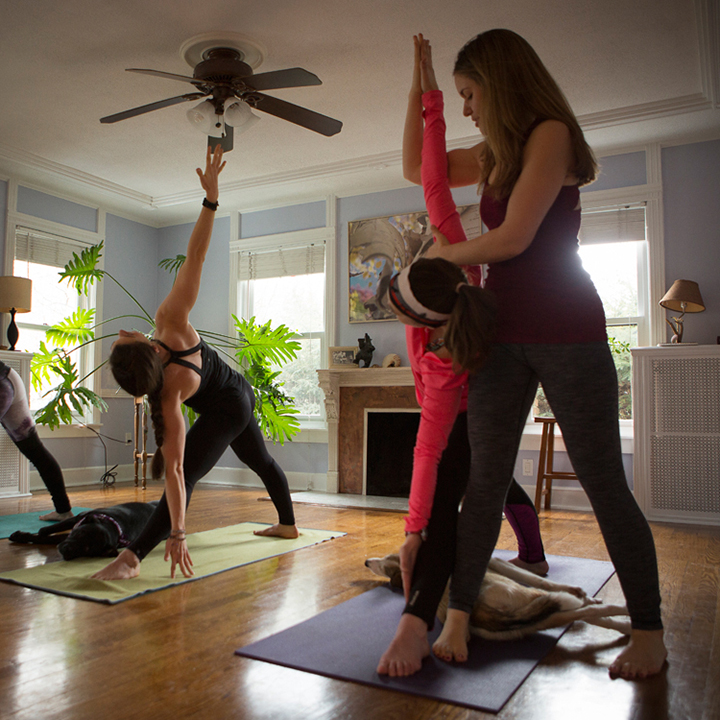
xmin=364 ymin=409 xmax=421 ymax=497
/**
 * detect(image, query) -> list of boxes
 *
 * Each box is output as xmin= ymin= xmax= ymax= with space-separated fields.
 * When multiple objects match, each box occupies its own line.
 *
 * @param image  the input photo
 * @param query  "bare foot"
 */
xmin=253 ymin=523 xmax=299 ymax=539
xmin=609 ymin=629 xmax=667 ymax=680
xmin=433 ymin=608 xmax=470 ymax=663
xmin=39 ymin=510 xmax=74 ymax=522
xmin=509 ymin=556 xmax=549 ymax=576
xmin=377 ymin=613 xmax=430 ymax=677
xmin=91 ymin=549 xmax=141 ymax=580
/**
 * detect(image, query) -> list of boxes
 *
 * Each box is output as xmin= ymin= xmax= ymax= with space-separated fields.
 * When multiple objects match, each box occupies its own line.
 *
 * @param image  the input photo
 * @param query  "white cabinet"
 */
xmin=632 ymin=345 xmax=720 ymax=525
xmin=0 ymin=350 xmax=33 ymax=498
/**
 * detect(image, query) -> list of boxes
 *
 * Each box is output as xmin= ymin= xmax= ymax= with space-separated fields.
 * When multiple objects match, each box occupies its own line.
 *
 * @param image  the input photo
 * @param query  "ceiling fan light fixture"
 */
xmin=186 ymin=100 xmax=217 ymax=134
xmin=224 ymin=98 xmax=259 ymax=133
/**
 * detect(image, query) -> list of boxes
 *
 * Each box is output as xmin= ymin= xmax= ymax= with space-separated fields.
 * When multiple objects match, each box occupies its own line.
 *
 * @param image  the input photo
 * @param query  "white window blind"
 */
xmin=578 ymin=205 xmax=646 ymax=245
xmin=236 ymin=242 xmax=325 ymax=281
xmin=15 ymin=227 xmax=91 ymax=268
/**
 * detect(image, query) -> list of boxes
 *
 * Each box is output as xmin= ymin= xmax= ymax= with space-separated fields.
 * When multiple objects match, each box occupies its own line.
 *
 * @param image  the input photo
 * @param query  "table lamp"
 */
xmin=0 ymin=276 xmax=32 ymax=351
xmin=659 ymin=279 xmax=705 ymax=344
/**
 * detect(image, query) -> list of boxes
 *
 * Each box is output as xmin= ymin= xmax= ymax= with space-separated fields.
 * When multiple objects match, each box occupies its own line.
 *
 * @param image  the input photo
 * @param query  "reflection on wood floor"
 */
xmin=0 ymin=481 xmax=718 ymax=720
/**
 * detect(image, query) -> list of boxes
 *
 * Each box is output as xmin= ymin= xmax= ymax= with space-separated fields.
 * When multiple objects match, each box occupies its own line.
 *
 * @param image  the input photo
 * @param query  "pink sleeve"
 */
xmin=404 ymin=354 xmax=467 ymax=533
xmin=421 ymin=90 xmax=483 ymax=286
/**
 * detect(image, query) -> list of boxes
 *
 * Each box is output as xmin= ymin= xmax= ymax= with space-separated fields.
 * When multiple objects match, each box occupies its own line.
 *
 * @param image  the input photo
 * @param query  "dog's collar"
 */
xmin=73 ymin=513 xmax=131 ymax=547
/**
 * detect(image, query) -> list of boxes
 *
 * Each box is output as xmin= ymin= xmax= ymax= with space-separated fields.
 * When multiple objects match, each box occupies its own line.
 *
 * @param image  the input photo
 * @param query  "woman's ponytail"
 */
xmin=147 ymin=386 xmax=165 ymax=479
xmin=109 ymin=341 xmax=166 ymax=479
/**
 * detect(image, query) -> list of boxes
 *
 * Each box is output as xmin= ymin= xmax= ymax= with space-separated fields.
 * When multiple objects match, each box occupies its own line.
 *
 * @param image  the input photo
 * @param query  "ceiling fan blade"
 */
xmin=126 ymin=68 xmax=213 ymax=87
xmin=249 ymin=93 xmax=342 ymax=136
xmin=100 ymin=93 xmax=207 ymax=123
xmin=243 ymin=68 xmax=322 ymax=91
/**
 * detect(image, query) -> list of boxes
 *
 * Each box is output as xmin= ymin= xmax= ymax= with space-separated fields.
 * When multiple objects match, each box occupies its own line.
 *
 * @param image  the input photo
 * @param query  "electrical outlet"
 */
xmin=522 ymin=459 xmax=533 ymax=476
xmin=125 ymin=433 xmax=132 ymax=444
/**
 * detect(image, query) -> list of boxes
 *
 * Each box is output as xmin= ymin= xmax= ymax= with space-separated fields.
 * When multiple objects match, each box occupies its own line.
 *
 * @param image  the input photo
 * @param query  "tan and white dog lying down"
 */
xmin=365 ymin=553 xmax=632 ymax=640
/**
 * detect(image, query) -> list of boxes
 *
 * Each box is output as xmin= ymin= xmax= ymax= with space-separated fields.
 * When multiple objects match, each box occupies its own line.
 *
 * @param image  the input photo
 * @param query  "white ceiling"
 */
xmin=0 ymin=0 xmax=718 ymax=226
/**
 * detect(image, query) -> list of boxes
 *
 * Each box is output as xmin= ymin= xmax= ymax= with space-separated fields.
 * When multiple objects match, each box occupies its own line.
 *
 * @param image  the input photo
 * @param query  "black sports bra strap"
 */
xmin=152 ymin=338 xmax=203 ymax=375
xmin=152 ymin=338 xmax=202 ymax=358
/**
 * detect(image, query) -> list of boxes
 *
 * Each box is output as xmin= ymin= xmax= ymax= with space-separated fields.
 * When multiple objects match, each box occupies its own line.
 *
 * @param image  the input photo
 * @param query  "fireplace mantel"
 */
xmin=317 ymin=367 xmax=416 ymax=493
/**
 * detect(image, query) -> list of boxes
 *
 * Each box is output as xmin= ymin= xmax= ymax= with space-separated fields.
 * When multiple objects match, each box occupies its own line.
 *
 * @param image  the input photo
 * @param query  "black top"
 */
xmin=153 ymin=338 xmax=249 ymax=415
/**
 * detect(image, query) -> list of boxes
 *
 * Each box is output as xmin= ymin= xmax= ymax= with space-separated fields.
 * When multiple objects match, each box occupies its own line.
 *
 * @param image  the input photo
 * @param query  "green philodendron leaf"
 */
xmin=233 ymin=316 xmax=301 ymax=368
xmin=59 ymin=242 xmax=105 ymax=295
xmin=45 ymin=308 xmax=96 ymax=347
xmin=254 ymin=396 xmax=300 ymax=445
xmin=158 ymin=254 xmax=187 ymax=282
xmin=30 ymin=342 xmax=64 ymax=392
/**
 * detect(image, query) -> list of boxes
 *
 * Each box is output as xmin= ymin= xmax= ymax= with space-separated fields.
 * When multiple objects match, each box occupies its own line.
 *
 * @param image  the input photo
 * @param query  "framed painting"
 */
xmin=348 ymin=204 xmax=481 ymax=323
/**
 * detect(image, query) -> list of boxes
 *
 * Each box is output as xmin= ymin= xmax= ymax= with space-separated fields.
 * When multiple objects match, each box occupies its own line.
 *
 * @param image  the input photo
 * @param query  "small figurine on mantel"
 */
xmin=353 ymin=333 xmax=375 ymax=368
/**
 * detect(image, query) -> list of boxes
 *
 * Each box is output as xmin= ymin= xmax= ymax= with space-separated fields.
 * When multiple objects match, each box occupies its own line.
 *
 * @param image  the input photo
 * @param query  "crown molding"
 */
xmin=2 ymin=1 xmax=719 ymax=228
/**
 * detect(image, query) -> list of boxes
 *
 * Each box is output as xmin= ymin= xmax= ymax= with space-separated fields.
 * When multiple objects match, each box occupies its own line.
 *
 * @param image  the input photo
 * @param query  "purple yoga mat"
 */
xmin=236 ymin=551 xmax=616 ymax=713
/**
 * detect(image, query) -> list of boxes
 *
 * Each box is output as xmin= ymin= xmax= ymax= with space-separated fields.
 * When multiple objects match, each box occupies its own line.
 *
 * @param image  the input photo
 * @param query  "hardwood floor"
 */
xmin=1 ymin=482 xmax=718 ymax=720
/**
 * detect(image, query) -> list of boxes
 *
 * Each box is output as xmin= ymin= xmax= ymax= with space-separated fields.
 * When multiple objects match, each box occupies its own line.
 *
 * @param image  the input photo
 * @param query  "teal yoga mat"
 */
xmin=0 ymin=509 xmax=92 ymax=539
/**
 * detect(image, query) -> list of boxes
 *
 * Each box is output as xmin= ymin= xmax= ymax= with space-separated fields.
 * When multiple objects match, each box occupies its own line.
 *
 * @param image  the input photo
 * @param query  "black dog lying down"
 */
xmin=9 ymin=501 xmax=161 ymax=560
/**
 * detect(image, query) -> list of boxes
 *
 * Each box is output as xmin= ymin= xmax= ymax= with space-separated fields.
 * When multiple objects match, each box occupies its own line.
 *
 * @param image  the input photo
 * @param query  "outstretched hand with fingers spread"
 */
xmin=196 ymin=144 xmax=226 ymax=204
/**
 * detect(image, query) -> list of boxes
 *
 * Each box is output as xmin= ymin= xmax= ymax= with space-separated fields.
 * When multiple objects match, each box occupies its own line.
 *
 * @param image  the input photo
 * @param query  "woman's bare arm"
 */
xmin=156 ymin=145 xmax=226 ymax=334
xmin=160 ymin=383 xmax=194 ymax=578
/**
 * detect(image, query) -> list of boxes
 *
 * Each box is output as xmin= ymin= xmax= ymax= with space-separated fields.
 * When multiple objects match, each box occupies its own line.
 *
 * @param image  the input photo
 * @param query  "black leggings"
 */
xmin=129 ymin=384 xmax=295 ymax=561
xmin=451 ymin=342 xmax=662 ymax=631
xmin=404 ymin=412 xmax=544 ymax=628
xmin=15 ymin=429 xmax=71 ymax=514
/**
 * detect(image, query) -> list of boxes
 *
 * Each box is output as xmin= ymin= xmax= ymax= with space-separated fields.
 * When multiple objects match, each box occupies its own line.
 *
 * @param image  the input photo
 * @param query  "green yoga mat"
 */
xmin=0 ymin=509 xmax=93 ymax=539
xmin=0 ymin=522 xmax=344 ymax=604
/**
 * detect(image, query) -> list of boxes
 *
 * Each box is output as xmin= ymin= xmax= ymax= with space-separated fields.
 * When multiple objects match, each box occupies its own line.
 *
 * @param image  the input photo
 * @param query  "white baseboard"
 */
xmin=198 ymin=467 xmax=329 ymax=493
xmin=30 ymin=466 xmax=330 ymax=494
xmin=29 ymin=465 xmax=137 ymax=491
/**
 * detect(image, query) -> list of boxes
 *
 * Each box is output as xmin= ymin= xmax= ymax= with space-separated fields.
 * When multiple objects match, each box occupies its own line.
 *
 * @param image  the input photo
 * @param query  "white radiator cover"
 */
xmin=0 ymin=350 xmax=33 ymax=498
xmin=632 ymin=345 xmax=720 ymax=525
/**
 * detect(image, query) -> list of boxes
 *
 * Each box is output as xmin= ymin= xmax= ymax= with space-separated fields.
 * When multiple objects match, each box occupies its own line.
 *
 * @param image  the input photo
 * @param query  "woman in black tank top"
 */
xmin=92 ymin=146 xmax=297 ymax=582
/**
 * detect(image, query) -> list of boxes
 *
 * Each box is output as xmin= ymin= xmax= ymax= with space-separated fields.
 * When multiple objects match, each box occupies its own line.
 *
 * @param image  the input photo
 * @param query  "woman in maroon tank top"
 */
xmin=421 ymin=29 xmax=667 ymax=680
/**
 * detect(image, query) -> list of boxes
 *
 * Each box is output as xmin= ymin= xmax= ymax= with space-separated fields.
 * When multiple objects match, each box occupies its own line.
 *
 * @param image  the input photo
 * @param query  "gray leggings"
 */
xmin=449 ymin=342 xmax=663 ymax=631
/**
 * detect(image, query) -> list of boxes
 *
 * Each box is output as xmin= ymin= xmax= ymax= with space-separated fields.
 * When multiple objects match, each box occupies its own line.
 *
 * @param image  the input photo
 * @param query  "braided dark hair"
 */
xmin=109 ymin=342 xmax=166 ymax=479
xmin=409 ymin=258 xmax=497 ymax=373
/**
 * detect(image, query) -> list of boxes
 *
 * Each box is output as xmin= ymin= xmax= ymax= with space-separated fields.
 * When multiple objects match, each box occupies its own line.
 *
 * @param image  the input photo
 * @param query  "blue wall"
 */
xmin=662 ymin=140 xmax=720 ymax=345
xmin=4 ymin=136 xmax=720 ymax=488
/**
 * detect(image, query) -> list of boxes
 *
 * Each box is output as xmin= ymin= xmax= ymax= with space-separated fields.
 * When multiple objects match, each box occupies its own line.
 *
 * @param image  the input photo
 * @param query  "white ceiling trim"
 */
xmin=697 ymin=0 xmax=720 ymax=106
xmin=0 ymin=144 xmax=153 ymax=206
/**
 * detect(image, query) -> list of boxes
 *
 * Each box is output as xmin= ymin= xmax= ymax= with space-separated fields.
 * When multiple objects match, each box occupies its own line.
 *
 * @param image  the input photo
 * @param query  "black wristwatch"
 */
xmin=202 ymin=197 xmax=219 ymax=211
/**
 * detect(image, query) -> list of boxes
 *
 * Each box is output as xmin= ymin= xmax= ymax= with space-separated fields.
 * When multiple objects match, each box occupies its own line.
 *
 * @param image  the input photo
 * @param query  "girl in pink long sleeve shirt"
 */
xmin=378 ymin=36 xmax=545 ymax=678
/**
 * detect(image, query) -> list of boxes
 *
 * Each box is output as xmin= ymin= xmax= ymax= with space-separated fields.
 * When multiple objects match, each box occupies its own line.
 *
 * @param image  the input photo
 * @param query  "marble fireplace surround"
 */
xmin=317 ymin=367 xmax=418 ymax=494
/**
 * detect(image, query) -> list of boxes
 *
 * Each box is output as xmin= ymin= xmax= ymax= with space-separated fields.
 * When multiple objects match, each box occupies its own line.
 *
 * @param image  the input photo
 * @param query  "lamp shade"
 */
xmin=659 ymin=279 xmax=705 ymax=313
xmin=0 ymin=276 xmax=32 ymax=313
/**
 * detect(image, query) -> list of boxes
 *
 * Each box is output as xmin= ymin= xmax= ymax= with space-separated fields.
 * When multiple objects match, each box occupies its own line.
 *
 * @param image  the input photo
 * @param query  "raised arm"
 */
xmin=404 ymin=36 xmax=483 ymax=189
xmin=402 ymin=36 xmax=424 ymax=184
xmin=156 ymin=145 xmax=226 ymax=332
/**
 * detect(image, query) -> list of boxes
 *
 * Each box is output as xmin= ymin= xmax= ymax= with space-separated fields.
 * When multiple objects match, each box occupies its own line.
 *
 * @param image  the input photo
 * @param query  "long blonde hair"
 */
xmin=454 ymin=29 xmax=598 ymax=198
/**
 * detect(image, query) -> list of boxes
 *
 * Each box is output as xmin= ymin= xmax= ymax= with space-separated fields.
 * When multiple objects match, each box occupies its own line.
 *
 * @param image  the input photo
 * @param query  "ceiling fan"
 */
xmin=100 ymin=37 xmax=343 ymax=151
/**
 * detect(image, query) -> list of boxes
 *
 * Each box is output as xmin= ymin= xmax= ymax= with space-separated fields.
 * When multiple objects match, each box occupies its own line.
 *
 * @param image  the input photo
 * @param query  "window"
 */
xmin=13 ymin=227 xmax=97 ymax=416
xmin=534 ymin=203 xmax=650 ymax=421
xmin=231 ymin=228 xmax=334 ymax=425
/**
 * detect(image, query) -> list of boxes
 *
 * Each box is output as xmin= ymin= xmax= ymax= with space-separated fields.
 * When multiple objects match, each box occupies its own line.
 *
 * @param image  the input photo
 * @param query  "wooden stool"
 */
xmin=534 ymin=416 xmax=579 ymax=511
xmin=133 ymin=396 xmax=154 ymax=490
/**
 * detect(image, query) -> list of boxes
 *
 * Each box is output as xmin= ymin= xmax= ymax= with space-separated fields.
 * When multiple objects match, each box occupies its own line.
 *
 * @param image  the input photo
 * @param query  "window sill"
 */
xmin=293 ymin=421 xmax=328 ymax=444
xmin=520 ymin=421 xmax=634 ymax=454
